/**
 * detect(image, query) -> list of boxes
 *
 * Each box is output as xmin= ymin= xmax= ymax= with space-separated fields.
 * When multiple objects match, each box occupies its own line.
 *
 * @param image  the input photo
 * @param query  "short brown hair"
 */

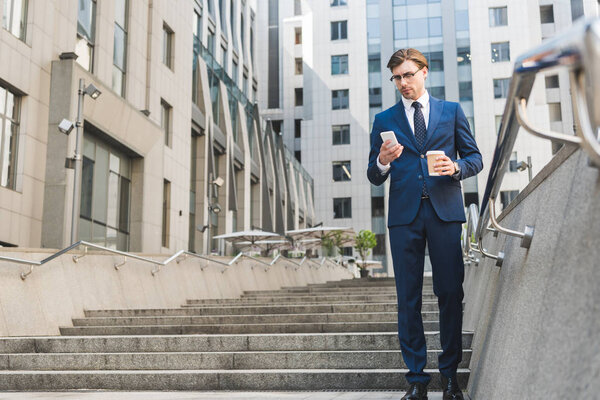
xmin=387 ymin=48 xmax=429 ymax=72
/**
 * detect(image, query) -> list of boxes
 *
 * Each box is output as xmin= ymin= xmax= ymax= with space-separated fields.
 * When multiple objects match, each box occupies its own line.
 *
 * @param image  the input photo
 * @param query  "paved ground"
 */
xmin=0 ymin=392 xmax=470 ymax=400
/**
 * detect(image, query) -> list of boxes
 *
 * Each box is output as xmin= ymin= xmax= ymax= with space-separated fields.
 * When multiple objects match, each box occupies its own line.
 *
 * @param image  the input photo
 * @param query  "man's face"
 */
xmin=392 ymin=60 xmax=428 ymax=101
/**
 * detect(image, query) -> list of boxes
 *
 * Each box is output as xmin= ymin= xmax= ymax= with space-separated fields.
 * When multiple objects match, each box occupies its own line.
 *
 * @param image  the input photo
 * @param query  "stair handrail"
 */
xmin=475 ymin=18 xmax=600 ymax=261
xmin=0 ymin=241 xmax=252 ymax=280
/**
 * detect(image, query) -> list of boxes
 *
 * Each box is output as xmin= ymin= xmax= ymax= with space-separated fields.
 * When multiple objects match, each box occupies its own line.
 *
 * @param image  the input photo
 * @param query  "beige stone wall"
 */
xmin=0 ymin=248 xmax=353 ymax=336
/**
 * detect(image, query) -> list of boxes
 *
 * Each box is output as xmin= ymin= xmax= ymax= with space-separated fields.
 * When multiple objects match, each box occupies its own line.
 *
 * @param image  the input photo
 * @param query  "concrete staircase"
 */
xmin=0 ymin=277 xmax=471 ymax=391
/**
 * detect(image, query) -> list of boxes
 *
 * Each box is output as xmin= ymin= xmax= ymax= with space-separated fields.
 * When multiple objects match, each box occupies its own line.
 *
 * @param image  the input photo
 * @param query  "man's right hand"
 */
xmin=378 ymin=140 xmax=404 ymax=165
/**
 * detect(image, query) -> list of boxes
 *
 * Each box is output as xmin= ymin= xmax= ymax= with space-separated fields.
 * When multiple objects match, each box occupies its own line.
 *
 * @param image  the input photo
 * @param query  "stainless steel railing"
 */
xmin=0 ymin=241 xmax=337 ymax=280
xmin=466 ymin=18 xmax=600 ymax=266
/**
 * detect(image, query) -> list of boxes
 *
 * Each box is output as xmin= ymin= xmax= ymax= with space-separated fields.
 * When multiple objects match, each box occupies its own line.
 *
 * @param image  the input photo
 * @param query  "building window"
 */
xmin=545 ymin=75 xmax=559 ymax=89
xmin=331 ymin=0 xmax=347 ymax=6
xmin=495 ymin=115 xmax=503 ymax=134
xmin=489 ymin=6 xmax=508 ymax=27
xmin=294 ymin=150 xmax=301 ymax=163
xmin=540 ymin=5 xmax=554 ymax=23
xmin=330 ymin=20 xmax=347 ymax=40
xmin=0 ymin=85 xmax=20 ymax=190
xmin=371 ymin=196 xmax=384 ymax=217
xmin=163 ymin=23 xmax=174 ymax=69
xmin=373 ymin=234 xmax=386 ymax=256
xmin=332 ymin=161 xmax=352 ymax=182
xmin=548 ymin=102 xmax=562 ymax=122
xmin=79 ymin=134 xmax=131 ymax=251
xmin=294 ymin=0 xmax=302 ymax=15
xmin=207 ymin=29 xmax=215 ymax=54
xmin=509 ymin=151 xmax=518 ymax=172
xmin=232 ymin=59 xmax=238 ymax=84
xmin=295 ymin=27 xmax=302 ymax=44
xmin=332 ymin=89 xmax=349 ymax=110
xmin=500 ymin=190 xmax=518 ymax=209
xmin=161 ymin=99 xmax=172 ymax=147
xmin=162 ymin=179 xmax=171 ymax=248
xmin=113 ymin=0 xmax=128 ymax=97
xmin=493 ymin=78 xmax=510 ymax=99
xmin=295 ymin=58 xmax=303 ymax=75
xmin=333 ymin=197 xmax=352 ymax=218
xmin=295 ymin=119 xmax=301 ymax=138
xmin=491 ymin=42 xmax=510 ymax=63
xmin=331 ymin=55 xmax=349 ymax=75
xmin=457 ymin=48 xmax=471 ymax=65
xmin=76 ymin=0 xmax=97 ymax=71
xmin=369 ymin=87 xmax=381 ymax=107
xmin=459 ymin=81 xmax=473 ymax=102
xmin=243 ymin=73 xmax=248 ymax=97
xmin=2 ymin=0 xmax=27 ymax=41
xmin=295 ymin=88 xmax=303 ymax=106
xmin=332 ymin=124 xmax=350 ymax=145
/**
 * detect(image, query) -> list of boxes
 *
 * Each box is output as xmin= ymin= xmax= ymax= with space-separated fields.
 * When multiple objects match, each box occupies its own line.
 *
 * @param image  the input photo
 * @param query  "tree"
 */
xmin=354 ymin=229 xmax=377 ymax=270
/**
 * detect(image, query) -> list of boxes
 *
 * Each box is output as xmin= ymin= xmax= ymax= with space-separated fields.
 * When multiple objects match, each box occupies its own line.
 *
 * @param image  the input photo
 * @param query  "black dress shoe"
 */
xmin=442 ymin=375 xmax=464 ymax=400
xmin=401 ymin=382 xmax=428 ymax=400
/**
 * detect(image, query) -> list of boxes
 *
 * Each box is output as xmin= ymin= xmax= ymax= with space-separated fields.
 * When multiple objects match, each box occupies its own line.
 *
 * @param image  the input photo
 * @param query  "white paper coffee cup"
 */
xmin=426 ymin=150 xmax=445 ymax=176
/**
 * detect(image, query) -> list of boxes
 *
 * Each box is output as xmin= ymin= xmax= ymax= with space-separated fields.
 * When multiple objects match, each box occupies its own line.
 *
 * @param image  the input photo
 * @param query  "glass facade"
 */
xmin=80 ymin=134 xmax=131 ymax=251
xmin=113 ymin=0 xmax=128 ymax=96
xmin=2 ymin=0 xmax=27 ymax=41
xmin=76 ymin=0 xmax=96 ymax=71
xmin=0 ymin=85 xmax=20 ymax=190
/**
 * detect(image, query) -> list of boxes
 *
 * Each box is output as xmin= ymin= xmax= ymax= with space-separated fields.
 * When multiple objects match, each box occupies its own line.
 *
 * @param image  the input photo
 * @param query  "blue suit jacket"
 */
xmin=367 ymin=97 xmax=483 ymax=227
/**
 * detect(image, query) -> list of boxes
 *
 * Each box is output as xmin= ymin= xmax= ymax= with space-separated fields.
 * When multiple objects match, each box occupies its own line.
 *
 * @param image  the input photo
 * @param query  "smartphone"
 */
xmin=380 ymin=131 xmax=399 ymax=148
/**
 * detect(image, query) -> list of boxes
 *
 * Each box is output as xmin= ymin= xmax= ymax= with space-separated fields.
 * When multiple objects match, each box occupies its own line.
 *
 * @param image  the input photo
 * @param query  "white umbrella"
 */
xmin=213 ymin=230 xmax=282 ymax=245
xmin=286 ymin=226 xmax=355 ymax=241
xmin=236 ymin=239 xmax=292 ymax=253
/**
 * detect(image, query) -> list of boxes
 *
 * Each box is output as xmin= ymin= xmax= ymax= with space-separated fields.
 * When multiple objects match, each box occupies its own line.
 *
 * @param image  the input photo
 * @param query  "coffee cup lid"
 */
xmin=426 ymin=150 xmax=445 ymax=155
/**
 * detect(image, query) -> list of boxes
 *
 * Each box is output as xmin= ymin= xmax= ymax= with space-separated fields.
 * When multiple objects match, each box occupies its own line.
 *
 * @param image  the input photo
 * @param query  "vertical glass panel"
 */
xmin=113 ymin=25 xmax=126 ymax=69
xmin=83 ymin=137 xmax=95 ymax=159
xmin=119 ymin=176 xmax=130 ymax=232
xmin=2 ymin=0 xmax=10 ymax=30
xmin=92 ymin=222 xmax=106 ymax=246
xmin=106 ymin=227 xmax=118 ymax=249
xmin=117 ymin=231 xmax=128 ymax=251
xmin=109 ymin=153 xmax=120 ymax=173
xmin=75 ymin=37 xmax=92 ymax=71
xmin=115 ymin=0 xmax=126 ymax=27
xmin=455 ymin=10 xmax=469 ymax=31
xmin=0 ymin=87 xmax=5 ymax=114
xmin=107 ymin=171 xmax=119 ymax=228
xmin=5 ymin=91 xmax=14 ymax=119
xmin=79 ymin=218 xmax=92 ymax=241
xmin=394 ymin=20 xmax=407 ymax=40
xmin=78 ymin=0 xmax=96 ymax=42
xmin=80 ymin=156 xmax=94 ymax=219
xmin=92 ymin=145 xmax=108 ymax=223
xmin=112 ymin=65 xmax=123 ymax=95
xmin=429 ymin=17 xmax=442 ymax=37
xmin=407 ymin=18 xmax=428 ymax=38
xmin=1 ymin=120 xmax=11 ymax=187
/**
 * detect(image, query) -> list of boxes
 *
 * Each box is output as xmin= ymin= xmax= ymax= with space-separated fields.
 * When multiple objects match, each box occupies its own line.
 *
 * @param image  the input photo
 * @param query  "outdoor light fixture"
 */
xmin=212 ymin=176 xmax=224 ymax=187
xmin=209 ymin=203 xmax=222 ymax=214
xmin=58 ymin=118 xmax=75 ymax=135
xmin=84 ymin=83 xmax=102 ymax=99
xmin=197 ymin=224 xmax=209 ymax=233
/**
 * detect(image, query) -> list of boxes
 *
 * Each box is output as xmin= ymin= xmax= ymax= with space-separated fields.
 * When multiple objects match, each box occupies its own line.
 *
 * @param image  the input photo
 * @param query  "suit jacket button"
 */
xmin=418 ymin=175 xmax=423 ymax=180
xmin=420 ymin=154 xmax=425 ymax=158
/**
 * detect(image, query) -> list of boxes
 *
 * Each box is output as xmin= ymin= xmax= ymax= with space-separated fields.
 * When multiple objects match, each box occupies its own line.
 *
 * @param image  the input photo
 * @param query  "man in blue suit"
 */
xmin=367 ymin=48 xmax=482 ymax=400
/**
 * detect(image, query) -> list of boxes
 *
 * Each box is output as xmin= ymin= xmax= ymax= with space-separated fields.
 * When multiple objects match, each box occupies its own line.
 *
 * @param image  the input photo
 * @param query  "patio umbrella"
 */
xmin=213 ymin=230 xmax=282 ymax=245
xmin=236 ymin=239 xmax=292 ymax=253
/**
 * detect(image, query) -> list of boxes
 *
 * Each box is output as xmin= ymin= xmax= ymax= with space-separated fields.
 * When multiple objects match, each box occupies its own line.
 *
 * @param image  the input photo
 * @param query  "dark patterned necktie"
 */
xmin=412 ymin=101 xmax=429 ymax=196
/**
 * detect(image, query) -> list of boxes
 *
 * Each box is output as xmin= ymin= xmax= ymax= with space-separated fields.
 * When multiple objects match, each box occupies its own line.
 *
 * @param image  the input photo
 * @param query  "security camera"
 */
xmin=58 ymin=119 xmax=75 ymax=135
xmin=212 ymin=176 xmax=224 ymax=187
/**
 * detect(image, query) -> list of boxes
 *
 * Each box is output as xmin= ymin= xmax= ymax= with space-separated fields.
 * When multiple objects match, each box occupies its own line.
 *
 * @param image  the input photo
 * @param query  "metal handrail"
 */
xmin=0 ymin=240 xmax=314 ymax=280
xmin=475 ymin=18 xmax=600 ymax=260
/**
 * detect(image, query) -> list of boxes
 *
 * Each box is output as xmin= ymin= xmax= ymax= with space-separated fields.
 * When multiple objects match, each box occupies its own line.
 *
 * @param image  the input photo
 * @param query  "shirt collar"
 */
xmin=402 ymin=90 xmax=429 ymax=111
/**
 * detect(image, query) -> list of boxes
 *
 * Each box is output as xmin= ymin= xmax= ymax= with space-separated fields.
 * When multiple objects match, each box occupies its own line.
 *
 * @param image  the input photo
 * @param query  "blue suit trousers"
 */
xmin=389 ymin=198 xmax=465 ymax=385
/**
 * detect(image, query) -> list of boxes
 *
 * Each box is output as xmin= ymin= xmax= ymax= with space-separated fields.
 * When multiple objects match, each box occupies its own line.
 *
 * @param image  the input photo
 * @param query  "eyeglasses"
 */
xmin=390 ymin=66 xmax=424 ymax=82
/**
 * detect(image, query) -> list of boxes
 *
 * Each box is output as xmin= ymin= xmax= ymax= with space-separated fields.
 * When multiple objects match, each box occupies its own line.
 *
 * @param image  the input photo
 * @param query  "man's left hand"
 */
xmin=434 ymin=155 xmax=456 ymax=176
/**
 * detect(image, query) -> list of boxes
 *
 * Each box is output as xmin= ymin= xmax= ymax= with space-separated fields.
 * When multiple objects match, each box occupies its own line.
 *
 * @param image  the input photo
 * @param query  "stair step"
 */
xmin=186 ymin=294 xmax=403 ymax=304
xmin=0 ymin=368 xmax=469 ymax=390
xmin=59 ymin=321 xmax=441 ymax=335
xmin=0 ymin=333 xmax=473 ymax=353
xmin=0 ymin=350 xmax=471 ymax=370
xmin=243 ymin=287 xmax=399 ymax=295
xmin=71 ymin=311 xmax=440 ymax=326
xmin=87 ymin=302 xmax=447 ymax=317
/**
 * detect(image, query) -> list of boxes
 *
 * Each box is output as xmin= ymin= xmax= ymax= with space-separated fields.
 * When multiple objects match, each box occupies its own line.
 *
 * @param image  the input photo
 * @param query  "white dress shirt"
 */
xmin=377 ymin=90 xmax=430 ymax=173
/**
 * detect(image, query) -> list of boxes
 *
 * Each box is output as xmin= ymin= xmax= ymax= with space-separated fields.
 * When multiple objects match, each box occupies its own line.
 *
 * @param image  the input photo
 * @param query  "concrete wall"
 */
xmin=0 ymin=250 xmax=353 ymax=337
xmin=463 ymin=147 xmax=600 ymax=399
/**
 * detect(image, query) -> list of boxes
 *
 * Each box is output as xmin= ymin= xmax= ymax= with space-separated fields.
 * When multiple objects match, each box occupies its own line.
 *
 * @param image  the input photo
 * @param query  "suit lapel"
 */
xmin=391 ymin=102 xmax=419 ymax=151
xmin=423 ymin=96 xmax=444 ymax=150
